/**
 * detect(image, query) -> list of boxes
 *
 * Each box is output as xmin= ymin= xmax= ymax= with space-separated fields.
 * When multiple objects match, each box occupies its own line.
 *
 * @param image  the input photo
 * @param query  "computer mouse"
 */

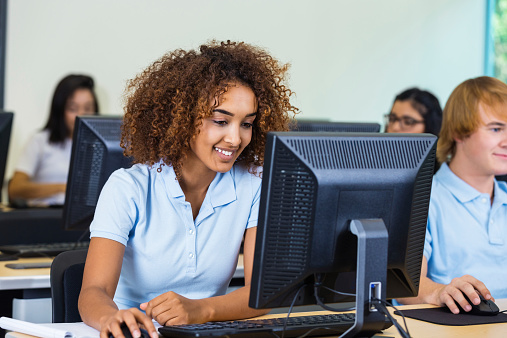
xmin=456 ymin=293 xmax=499 ymax=316
xmin=108 ymin=323 xmax=151 ymax=338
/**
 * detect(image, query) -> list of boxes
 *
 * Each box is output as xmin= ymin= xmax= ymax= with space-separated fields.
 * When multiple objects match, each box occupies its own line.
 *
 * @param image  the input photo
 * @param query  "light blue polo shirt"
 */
xmin=90 ymin=162 xmax=261 ymax=309
xmin=424 ymin=163 xmax=507 ymax=299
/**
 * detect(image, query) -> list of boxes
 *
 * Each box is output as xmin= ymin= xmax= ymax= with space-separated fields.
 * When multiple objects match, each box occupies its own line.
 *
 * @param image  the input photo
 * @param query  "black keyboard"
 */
xmin=0 ymin=241 xmax=89 ymax=257
xmin=158 ymin=313 xmax=393 ymax=337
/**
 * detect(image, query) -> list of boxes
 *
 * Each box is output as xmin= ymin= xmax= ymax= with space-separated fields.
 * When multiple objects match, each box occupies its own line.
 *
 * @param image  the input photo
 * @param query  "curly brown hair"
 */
xmin=121 ymin=40 xmax=298 ymax=175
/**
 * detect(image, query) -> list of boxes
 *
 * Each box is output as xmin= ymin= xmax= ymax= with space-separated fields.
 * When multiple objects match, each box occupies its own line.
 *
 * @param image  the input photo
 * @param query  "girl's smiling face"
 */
xmin=188 ymin=83 xmax=257 ymax=174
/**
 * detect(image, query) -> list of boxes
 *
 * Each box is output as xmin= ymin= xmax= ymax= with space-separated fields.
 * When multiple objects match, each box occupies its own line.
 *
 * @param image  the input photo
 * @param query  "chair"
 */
xmin=50 ymin=249 xmax=88 ymax=323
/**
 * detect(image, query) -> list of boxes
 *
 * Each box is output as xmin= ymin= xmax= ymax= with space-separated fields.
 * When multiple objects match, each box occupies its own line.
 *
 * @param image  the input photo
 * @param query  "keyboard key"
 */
xmin=158 ymin=313 xmax=392 ymax=337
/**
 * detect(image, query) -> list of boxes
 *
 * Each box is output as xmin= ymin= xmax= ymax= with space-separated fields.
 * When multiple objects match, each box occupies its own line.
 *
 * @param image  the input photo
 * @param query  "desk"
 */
xmin=0 ymin=255 xmax=244 ymax=289
xmin=251 ymin=300 xmax=507 ymax=337
xmin=233 ymin=254 xmax=244 ymax=279
xmin=0 ymin=257 xmax=53 ymax=325
xmin=0 ymin=255 xmax=245 ymax=290
xmin=5 ymin=299 xmax=507 ymax=338
xmin=380 ymin=298 xmax=507 ymax=337
xmin=0 ymin=254 xmax=245 ymax=325
xmin=0 ymin=258 xmax=52 ymax=291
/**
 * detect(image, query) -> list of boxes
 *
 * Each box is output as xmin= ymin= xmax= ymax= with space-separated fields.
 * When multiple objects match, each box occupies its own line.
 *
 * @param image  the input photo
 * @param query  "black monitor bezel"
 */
xmin=250 ymin=131 xmax=436 ymax=311
xmin=62 ymin=115 xmax=131 ymax=231
xmin=0 ymin=111 xmax=13 ymax=203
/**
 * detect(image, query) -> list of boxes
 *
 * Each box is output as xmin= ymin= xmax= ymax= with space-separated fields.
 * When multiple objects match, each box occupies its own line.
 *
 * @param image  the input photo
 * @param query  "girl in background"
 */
xmin=384 ymin=87 xmax=442 ymax=136
xmin=8 ymin=74 xmax=99 ymax=206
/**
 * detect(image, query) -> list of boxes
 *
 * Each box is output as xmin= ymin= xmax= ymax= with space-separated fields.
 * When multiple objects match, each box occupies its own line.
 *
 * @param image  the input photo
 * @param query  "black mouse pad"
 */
xmin=394 ymin=307 xmax=507 ymax=326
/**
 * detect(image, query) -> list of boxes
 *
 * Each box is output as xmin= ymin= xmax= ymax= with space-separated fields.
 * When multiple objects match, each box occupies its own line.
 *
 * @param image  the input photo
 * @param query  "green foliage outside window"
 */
xmin=494 ymin=0 xmax=507 ymax=81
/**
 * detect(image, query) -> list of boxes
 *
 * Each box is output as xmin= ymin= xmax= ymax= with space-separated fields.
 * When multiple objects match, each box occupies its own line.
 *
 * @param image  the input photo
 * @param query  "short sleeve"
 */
xmin=16 ymin=133 xmax=44 ymax=177
xmin=246 ymin=175 xmax=261 ymax=229
xmin=89 ymin=169 xmax=141 ymax=246
xmin=423 ymin=191 xmax=437 ymax=261
xmin=423 ymin=224 xmax=432 ymax=261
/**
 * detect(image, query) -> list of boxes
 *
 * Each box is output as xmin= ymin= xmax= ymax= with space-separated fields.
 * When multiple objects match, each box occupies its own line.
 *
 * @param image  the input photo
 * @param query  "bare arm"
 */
xmin=78 ymin=237 xmax=158 ymax=338
xmin=397 ymin=256 xmax=493 ymax=314
xmin=141 ymin=226 xmax=270 ymax=325
xmin=8 ymin=171 xmax=66 ymax=200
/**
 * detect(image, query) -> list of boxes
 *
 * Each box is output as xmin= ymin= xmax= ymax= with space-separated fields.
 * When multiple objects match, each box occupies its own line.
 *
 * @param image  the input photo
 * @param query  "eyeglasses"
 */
xmin=384 ymin=113 xmax=424 ymax=130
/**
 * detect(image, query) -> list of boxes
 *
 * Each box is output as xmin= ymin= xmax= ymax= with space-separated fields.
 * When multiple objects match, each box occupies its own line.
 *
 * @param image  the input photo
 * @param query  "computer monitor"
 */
xmin=0 ymin=112 xmax=13 ymax=203
xmin=63 ymin=116 xmax=132 ymax=230
xmin=250 ymin=132 xmax=436 ymax=336
xmin=289 ymin=120 xmax=381 ymax=133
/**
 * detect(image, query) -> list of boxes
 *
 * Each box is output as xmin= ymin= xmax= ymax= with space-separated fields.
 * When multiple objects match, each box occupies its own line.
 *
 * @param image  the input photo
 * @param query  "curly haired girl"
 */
xmin=79 ymin=40 xmax=298 ymax=338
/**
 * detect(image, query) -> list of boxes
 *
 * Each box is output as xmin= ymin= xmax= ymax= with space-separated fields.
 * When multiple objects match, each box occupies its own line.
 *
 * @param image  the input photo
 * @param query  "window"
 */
xmin=487 ymin=0 xmax=507 ymax=81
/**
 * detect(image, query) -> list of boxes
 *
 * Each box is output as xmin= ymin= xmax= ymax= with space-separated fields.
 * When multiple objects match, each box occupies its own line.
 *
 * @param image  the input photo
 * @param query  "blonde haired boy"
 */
xmin=399 ymin=76 xmax=507 ymax=313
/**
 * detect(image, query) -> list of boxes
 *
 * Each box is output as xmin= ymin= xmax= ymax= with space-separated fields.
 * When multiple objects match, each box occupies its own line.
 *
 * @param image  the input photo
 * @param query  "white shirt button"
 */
xmin=189 ymin=229 xmax=194 ymax=235
xmin=189 ymin=253 xmax=194 ymax=259
xmin=481 ymin=198 xmax=488 ymax=203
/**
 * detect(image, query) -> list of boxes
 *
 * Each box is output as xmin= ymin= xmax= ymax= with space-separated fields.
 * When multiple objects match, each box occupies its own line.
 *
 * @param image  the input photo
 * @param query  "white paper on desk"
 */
xmin=39 ymin=322 xmax=99 ymax=338
xmin=0 ymin=316 xmax=76 ymax=338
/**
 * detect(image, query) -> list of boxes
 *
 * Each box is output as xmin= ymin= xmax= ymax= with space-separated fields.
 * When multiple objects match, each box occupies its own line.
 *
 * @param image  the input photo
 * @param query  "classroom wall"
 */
xmin=3 ymin=0 xmax=486 ymax=198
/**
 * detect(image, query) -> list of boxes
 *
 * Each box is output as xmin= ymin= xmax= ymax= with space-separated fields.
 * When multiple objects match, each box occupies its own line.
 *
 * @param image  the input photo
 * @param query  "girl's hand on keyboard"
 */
xmin=140 ymin=291 xmax=212 ymax=326
xmin=99 ymin=308 xmax=158 ymax=338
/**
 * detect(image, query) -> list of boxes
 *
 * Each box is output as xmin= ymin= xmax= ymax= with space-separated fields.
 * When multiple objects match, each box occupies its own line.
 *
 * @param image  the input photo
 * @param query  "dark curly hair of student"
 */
xmin=121 ymin=40 xmax=298 ymax=176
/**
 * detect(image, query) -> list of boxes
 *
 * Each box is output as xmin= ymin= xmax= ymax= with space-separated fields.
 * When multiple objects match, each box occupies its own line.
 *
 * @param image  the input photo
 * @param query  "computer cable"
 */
xmin=281 ymin=283 xmax=308 ymax=338
xmin=313 ymin=274 xmax=356 ymax=312
xmin=280 ymin=283 xmax=348 ymax=338
xmin=371 ymin=298 xmax=411 ymax=338
xmin=312 ymin=275 xmax=410 ymax=338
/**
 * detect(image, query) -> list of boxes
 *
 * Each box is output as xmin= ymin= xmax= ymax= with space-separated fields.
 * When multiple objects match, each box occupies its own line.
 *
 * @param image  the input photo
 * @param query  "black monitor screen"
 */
xmin=0 ymin=112 xmax=13 ymax=203
xmin=289 ymin=120 xmax=381 ymax=133
xmin=63 ymin=116 xmax=132 ymax=230
xmin=250 ymin=132 xmax=436 ymax=335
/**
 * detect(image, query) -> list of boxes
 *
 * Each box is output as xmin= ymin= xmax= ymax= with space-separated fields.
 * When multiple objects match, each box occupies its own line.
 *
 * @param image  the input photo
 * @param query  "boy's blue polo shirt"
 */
xmin=90 ymin=163 xmax=261 ymax=309
xmin=424 ymin=163 xmax=507 ymax=298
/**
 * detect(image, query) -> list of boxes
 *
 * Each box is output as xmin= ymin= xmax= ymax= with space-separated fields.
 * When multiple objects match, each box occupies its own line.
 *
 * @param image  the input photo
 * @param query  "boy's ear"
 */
xmin=453 ymin=131 xmax=469 ymax=144
xmin=453 ymin=134 xmax=463 ymax=143
xmin=453 ymin=136 xmax=463 ymax=144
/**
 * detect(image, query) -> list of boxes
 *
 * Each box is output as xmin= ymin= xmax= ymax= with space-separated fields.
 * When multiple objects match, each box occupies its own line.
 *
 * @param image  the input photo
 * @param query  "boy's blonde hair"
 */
xmin=437 ymin=76 xmax=507 ymax=163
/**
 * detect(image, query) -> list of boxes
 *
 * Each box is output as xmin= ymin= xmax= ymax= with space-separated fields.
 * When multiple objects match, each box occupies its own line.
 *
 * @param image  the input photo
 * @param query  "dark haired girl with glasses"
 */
xmin=384 ymin=87 xmax=442 ymax=136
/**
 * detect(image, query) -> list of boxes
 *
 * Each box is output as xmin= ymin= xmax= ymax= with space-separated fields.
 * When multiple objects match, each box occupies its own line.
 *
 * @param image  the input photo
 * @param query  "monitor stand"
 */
xmin=341 ymin=219 xmax=388 ymax=338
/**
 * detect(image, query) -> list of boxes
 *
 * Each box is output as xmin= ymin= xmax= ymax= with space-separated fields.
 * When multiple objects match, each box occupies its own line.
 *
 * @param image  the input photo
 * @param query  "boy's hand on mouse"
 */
xmin=99 ymin=308 xmax=158 ymax=338
xmin=141 ymin=291 xmax=213 ymax=326
xmin=433 ymin=275 xmax=492 ymax=314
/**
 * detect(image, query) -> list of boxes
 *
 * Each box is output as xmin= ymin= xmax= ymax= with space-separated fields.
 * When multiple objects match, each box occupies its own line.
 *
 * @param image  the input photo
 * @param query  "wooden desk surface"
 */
xmin=234 ymin=253 xmax=244 ymax=278
xmin=0 ymin=254 xmax=245 ymax=291
xmin=5 ymin=299 xmax=507 ymax=338
xmin=381 ymin=298 xmax=507 ymax=337
xmin=5 ymin=256 xmax=505 ymax=337
xmin=252 ymin=298 xmax=507 ymax=337
xmin=0 ymin=257 xmax=52 ymax=290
